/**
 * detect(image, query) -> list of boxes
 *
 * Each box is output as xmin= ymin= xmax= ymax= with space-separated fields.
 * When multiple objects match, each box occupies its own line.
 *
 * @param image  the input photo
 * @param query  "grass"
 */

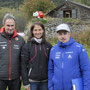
xmin=6 ymin=83 xmax=24 ymax=90
xmin=21 ymin=84 xmax=24 ymax=90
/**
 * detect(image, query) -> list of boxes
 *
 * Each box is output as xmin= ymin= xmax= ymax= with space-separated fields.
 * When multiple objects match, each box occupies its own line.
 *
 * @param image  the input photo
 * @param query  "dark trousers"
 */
xmin=0 ymin=78 xmax=21 ymax=90
xmin=30 ymin=81 xmax=48 ymax=90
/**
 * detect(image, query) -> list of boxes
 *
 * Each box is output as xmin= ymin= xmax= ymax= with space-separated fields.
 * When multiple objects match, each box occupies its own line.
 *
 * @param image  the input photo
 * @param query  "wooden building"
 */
xmin=47 ymin=0 xmax=90 ymax=20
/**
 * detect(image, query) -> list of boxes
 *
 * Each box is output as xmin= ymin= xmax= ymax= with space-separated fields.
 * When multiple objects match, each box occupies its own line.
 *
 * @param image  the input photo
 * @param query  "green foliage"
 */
xmin=0 ymin=0 xmax=90 ymax=9
xmin=62 ymin=18 xmax=83 ymax=24
xmin=52 ymin=0 xmax=64 ymax=5
xmin=47 ymin=37 xmax=58 ymax=46
xmin=32 ymin=18 xmax=47 ymax=24
xmin=21 ymin=82 xmax=24 ymax=90
xmin=71 ymin=29 xmax=90 ymax=46
xmin=72 ymin=0 xmax=82 ymax=3
xmin=52 ymin=0 xmax=90 ymax=6
xmin=72 ymin=0 xmax=90 ymax=6
xmin=71 ymin=30 xmax=90 ymax=58
xmin=0 ymin=7 xmax=28 ymax=32
xmin=84 ymin=45 xmax=90 ymax=58
xmin=82 ymin=0 xmax=90 ymax=6
xmin=0 ymin=0 xmax=24 ymax=8
xmin=22 ymin=0 xmax=55 ymax=19
xmin=15 ymin=11 xmax=28 ymax=32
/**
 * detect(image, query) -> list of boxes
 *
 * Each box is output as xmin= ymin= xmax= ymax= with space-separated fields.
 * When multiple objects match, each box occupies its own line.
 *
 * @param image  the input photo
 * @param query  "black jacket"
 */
xmin=21 ymin=39 xmax=52 ymax=86
xmin=0 ymin=29 xmax=25 ymax=80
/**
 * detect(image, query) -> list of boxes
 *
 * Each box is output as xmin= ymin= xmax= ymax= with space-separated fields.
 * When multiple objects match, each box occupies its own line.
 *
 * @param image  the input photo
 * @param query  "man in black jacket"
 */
xmin=0 ymin=13 xmax=25 ymax=90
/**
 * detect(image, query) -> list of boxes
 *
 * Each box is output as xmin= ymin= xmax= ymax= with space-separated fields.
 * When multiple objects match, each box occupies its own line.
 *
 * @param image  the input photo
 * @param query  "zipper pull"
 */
xmin=62 ymin=62 xmax=64 ymax=68
xmin=39 ymin=44 xmax=41 ymax=51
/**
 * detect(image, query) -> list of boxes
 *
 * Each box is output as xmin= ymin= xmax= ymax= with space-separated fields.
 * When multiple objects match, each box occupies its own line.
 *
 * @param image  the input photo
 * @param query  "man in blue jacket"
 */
xmin=48 ymin=23 xmax=90 ymax=90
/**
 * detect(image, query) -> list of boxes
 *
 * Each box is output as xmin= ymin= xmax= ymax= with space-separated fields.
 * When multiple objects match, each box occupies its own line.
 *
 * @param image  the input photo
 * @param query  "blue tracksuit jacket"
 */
xmin=48 ymin=37 xmax=90 ymax=90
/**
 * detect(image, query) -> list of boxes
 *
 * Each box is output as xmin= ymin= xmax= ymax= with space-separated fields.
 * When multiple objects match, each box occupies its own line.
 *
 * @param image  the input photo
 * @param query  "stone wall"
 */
xmin=45 ymin=18 xmax=90 ymax=38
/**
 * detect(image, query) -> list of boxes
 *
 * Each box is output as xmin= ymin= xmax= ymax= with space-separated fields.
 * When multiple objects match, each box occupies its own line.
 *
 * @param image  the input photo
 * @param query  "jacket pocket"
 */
xmin=28 ymin=68 xmax=32 ymax=77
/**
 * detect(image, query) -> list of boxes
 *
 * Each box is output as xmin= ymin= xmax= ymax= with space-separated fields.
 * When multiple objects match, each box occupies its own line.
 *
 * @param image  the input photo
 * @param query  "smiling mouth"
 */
xmin=36 ymin=34 xmax=41 ymax=36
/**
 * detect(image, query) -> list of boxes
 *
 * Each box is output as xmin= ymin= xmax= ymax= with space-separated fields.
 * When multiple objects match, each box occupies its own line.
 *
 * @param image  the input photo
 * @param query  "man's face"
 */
xmin=4 ymin=19 xmax=15 ymax=35
xmin=57 ymin=30 xmax=70 ymax=43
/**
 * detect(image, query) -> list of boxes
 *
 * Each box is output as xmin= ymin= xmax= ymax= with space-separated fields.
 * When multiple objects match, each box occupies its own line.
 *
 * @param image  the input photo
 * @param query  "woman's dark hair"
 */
xmin=28 ymin=22 xmax=46 ymax=41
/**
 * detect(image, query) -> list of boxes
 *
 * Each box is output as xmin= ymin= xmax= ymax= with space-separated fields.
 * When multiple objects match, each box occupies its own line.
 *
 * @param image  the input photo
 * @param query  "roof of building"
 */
xmin=46 ymin=0 xmax=90 ymax=16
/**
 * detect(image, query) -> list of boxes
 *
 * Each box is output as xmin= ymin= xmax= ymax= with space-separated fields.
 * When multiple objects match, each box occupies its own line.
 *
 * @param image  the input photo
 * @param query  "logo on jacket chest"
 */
xmin=13 ymin=44 xmax=19 ymax=49
xmin=0 ymin=42 xmax=7 ymax=49
xmin=55 ymin=51 xmax=73 ymax=59
xmin=68 ymin=54 xmax=72 ymax=59
xmin=15 ymin=37 xmax=19 ymax=41
xmin=66 ymin=51 xmax=73 ymax=59
xmin=55 ymin=52 xmax=61 ymax=59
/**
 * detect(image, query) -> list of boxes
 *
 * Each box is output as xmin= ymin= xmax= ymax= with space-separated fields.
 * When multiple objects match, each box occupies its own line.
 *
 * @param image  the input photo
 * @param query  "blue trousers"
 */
xmin=0 ymin=78 xmax=21 ymax=90
xmin=30 ymin=81 xmax=48 ymax=90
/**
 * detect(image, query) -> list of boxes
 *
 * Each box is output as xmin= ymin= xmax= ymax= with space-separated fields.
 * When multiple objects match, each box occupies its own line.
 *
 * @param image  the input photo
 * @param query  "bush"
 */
xmin=21 ymin=0 xmax=55 ymax=19
xmin=71 ymin=29 xmax=90 ymax=46
xmin=32 ymin=18 xmax=47 ymax=24
xmin=62 ymin=18 xmax=84 ymax=24
xmin=47 ymin=37 xmax=58 ymax=46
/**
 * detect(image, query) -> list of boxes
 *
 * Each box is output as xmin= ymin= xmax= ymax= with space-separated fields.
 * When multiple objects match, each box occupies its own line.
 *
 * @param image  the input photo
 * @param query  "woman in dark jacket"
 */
xmin=21 ymin=22 xmax=52 ymax=90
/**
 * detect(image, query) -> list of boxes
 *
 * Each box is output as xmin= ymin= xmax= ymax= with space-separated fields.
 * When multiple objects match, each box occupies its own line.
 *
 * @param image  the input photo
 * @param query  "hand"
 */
xmin=20 ymin=76 xmax=22 ymax=81
xmin=24 ymin=86 xmax=30 ymax=90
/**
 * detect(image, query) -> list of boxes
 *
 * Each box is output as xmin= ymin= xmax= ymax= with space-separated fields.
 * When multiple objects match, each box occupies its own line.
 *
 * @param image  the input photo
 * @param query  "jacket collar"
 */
xmin=0 ymin=27 xmax=18 ymax=39
xmin=31 ymin=38 xmax=45 ymax=44
xmin=57 ymin=37 xmax=75 ymax=48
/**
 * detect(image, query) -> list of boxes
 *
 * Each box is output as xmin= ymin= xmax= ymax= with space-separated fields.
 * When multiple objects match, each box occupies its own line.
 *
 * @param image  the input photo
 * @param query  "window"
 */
xmin=63 ymin=10 xmax=72 ymax=18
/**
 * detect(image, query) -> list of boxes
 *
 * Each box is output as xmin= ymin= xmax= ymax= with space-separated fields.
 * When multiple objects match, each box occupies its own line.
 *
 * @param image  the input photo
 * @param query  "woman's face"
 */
xmin=32 ymin=25 xmax=44 ymax=39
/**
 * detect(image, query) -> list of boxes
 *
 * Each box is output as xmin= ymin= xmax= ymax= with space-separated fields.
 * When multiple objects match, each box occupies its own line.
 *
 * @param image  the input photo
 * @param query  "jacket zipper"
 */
xmin=28 ymin=68 xmax=32 ymax=77
xmin=3 ymin=33 xmax=17 ymax=80
xmin=62 ymin=53 xmax=64 ymax=68
xmin=39 ymin=44 xmax=42 ymax=78
xmin=39 ymin=44 xmax=41 ymax=51
xmin=9 ymin=40 xmax=11 ymax=80
xmin=62 ymin=51 xmax=64 ymax=90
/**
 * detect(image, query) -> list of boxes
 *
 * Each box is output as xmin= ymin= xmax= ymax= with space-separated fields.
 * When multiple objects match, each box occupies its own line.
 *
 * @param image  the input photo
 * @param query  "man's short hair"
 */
xmin=2 ymin=13 xmax=15 ymax=25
